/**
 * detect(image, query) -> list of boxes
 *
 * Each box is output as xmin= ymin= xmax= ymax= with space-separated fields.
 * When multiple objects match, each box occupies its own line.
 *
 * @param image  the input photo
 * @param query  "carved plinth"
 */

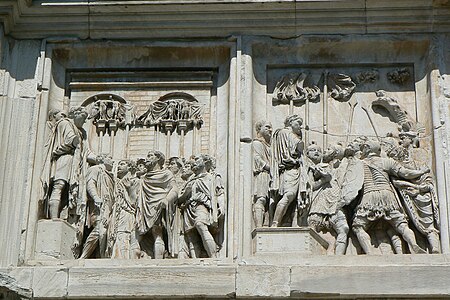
xmin=252 ymin=227 xmax=329 ymax=255
xmin=35 ymin=219 xmax=76 ymax=260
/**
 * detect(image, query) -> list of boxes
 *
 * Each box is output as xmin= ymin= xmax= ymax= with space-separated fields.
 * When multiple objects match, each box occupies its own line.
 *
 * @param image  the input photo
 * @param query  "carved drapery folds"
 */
xmin=254 ymin=68 xmax=440 ymax=256
xmin=272 ymin=73 xmax=320 ymax=105
xmin=39 ymin=90 xmax=224 ymax=260
xmin=84 ymin=93 xmax=136 ymax=134
xmin=137 ymin=92 xmax=204 ymax=133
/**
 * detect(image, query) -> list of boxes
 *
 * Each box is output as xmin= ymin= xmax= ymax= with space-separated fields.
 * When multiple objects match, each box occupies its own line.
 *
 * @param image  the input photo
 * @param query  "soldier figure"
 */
xmin=352 ymin=140 xmax=429 ymax=254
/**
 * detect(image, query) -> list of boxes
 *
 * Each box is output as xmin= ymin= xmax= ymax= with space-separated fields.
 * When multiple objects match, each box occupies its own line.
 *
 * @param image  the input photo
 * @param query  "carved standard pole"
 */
xmin=346 ymin=97 xmax=358 ymax=143
xmin=99 ymin=131 xmax=104 ymax=153
xmin=322 ymin=71 xmax=328 ymax=147
xmin=155 ymin=125 xmax=160 ymax=149
xmin=305 ymin=97 xmax=310 ymax=146
xmin=166 ymin=130 xmax=171 ymax=159
xmin=124 ymin=124 xmax=130 ymax=159
xmin=110 ymin=131 xmax=115 ymax=156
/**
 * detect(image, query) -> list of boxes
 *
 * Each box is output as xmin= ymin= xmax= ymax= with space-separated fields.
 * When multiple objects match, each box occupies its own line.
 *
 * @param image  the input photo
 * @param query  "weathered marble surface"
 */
xmin=0 ymin=1 xmax=450 ymax=299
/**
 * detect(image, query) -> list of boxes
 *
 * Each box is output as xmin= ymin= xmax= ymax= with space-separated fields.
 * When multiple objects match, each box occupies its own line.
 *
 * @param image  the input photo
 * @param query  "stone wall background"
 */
xmin=0 ymin=0 xmax=450 ymax=298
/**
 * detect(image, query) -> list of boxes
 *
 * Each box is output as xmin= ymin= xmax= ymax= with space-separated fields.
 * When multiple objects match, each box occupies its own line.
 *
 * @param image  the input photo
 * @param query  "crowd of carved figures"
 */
xmin=39 ymin=105 xmax=225 ymax=259
xmin=253 ymin=113 xmax=441 ymax=255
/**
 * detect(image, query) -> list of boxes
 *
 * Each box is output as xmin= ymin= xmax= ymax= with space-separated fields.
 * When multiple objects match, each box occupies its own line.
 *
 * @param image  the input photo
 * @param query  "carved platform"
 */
xmin=35 ymin=220 xmax=76 ymax=260
xmin=252 ymin=227 xmax=329 ymax=255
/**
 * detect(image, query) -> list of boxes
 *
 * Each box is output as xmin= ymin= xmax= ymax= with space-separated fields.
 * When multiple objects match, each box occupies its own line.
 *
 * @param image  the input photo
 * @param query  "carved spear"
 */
xmin=361 ymin=100 xmax=380 ymax=141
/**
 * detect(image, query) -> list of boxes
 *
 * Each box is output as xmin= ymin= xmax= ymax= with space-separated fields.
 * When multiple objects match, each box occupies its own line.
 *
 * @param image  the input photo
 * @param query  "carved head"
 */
xmin=285 ymin=115 xmax=303 ymax=136
xmin=48 ymin=109 xmax=66 ymax=122
xmin=191 ymin=154 xmax=207 ymax=175
xmin=203 ymin=154 xmax=216 ymax=173
xmin=135 ymin=158 xmax=147 ymax=178
xmin=255 ymin=120 xmax=273 ymax=143
xmin=306 ymin=142 xmax=322 ymax=164
xmin=97 ymin=154 xmax=114 ymax=171
xmin=117 ymin=159 xmax=133 ymax=177
xmin=361 ymin=140 xmax=381 ymax=158
xmin=181 ymin=159 xmax=194 ymax=180
xmin=146 ymin=150 xmax=165 ymax=171
xmin=168 ymin=157 xmax=183 ymax=175
xmin=68 ymin=106 xmax=88 ymax=128
xmin=399 ymin=131 xmax=419 ymax=149
xmin=323 ymin=142 xmax=345 ymax=162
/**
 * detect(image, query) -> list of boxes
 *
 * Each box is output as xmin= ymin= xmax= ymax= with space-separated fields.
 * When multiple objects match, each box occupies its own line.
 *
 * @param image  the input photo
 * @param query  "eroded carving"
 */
xmin=387 ymin=68 xmax=411 ymax=85
xmin=272 ymin=73 xmax=320 ymax=105
xmin=326 ymin=73 xmax=356 ymax=102
xmin=137 ymin=94 xmax=204 ymax=133
xmin=354 ymin=70 xmax=379 ymax=84
xmin=252 ymin=86 xmax=440 ymax=255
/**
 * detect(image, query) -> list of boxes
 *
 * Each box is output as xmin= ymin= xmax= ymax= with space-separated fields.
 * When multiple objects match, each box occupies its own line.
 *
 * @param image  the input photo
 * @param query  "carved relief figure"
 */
xmin=306 ymin=143 xmax=349 ymax=255
xmin=136 ymin=150 xmax=178 ymax=259
xmin=40 ymin=106 xmax=93 ymax=220
xmin=79 ymin=155 xmax=115 ymax=259
xmin=271 ymin=115 xmax=308 ymax=227
xmin=205 ymin=155 xmax=226 ymax=251
xmin=389 ymin=132 xmax=440 ymax=253
xmin=352 ymin=140 xmax=429 ymax=254
xmin=252 ymin=120 xmax=272 ymax=227
xmin=109 ymin=159 xmax=140 ymax=259
xmin=178 ymin=155 xmax=218 ymax=258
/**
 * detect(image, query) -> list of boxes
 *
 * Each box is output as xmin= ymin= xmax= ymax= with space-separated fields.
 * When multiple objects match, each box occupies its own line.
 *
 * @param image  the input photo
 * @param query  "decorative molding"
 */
xmin=0 ymin=1 xmax=449 ymax=39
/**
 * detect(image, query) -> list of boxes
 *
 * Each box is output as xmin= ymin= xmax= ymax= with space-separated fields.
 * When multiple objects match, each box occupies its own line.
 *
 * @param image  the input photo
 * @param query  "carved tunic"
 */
xmin=270 ymin=127 xmax=307 ymax=196
xmin=136 ymin=169 xmax=175 ymax=235
xmin=110 ymin=173 xmax=140 ymax=259
xmin=85 ymin=165 xmax=115 ymax=229
xmin=252 ymin=138 xmax=271 ymax=199
xmin=308 ymin=163 xmax=342 ymax=230
xmin=355 ymin=156 xmax=403 ymax=221
xmin=181 ymin=172 xmax=214 ymax=232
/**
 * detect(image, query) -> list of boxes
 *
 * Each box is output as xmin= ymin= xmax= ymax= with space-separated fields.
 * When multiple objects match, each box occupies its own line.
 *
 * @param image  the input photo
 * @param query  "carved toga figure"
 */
xmin=271 ymin=115 xmax=308 ymax=227
xmin=136 ymin=150 xmax=178 ymax=259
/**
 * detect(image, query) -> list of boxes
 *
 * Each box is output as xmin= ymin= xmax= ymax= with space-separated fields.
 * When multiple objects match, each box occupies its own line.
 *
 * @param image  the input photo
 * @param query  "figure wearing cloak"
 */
xmin=79 ymin=160 xmax=115 ymax=259
xmin=136 ymin=150 xmax=178 ymax=259
xmin=270 ymin=115 xmax=308 ymax=227
xmin=40 ymin=107 xmax=94 ymax=221
xmin=178 ymin=155 xmax=218 ymax=258
xmin=387 ymin=134 xmax=440 ymax=253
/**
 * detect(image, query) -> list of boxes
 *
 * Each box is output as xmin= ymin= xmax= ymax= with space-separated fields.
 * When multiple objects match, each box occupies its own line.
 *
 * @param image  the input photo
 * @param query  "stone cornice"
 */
xmin=0 ymin=0 xmax=449 ymax=39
